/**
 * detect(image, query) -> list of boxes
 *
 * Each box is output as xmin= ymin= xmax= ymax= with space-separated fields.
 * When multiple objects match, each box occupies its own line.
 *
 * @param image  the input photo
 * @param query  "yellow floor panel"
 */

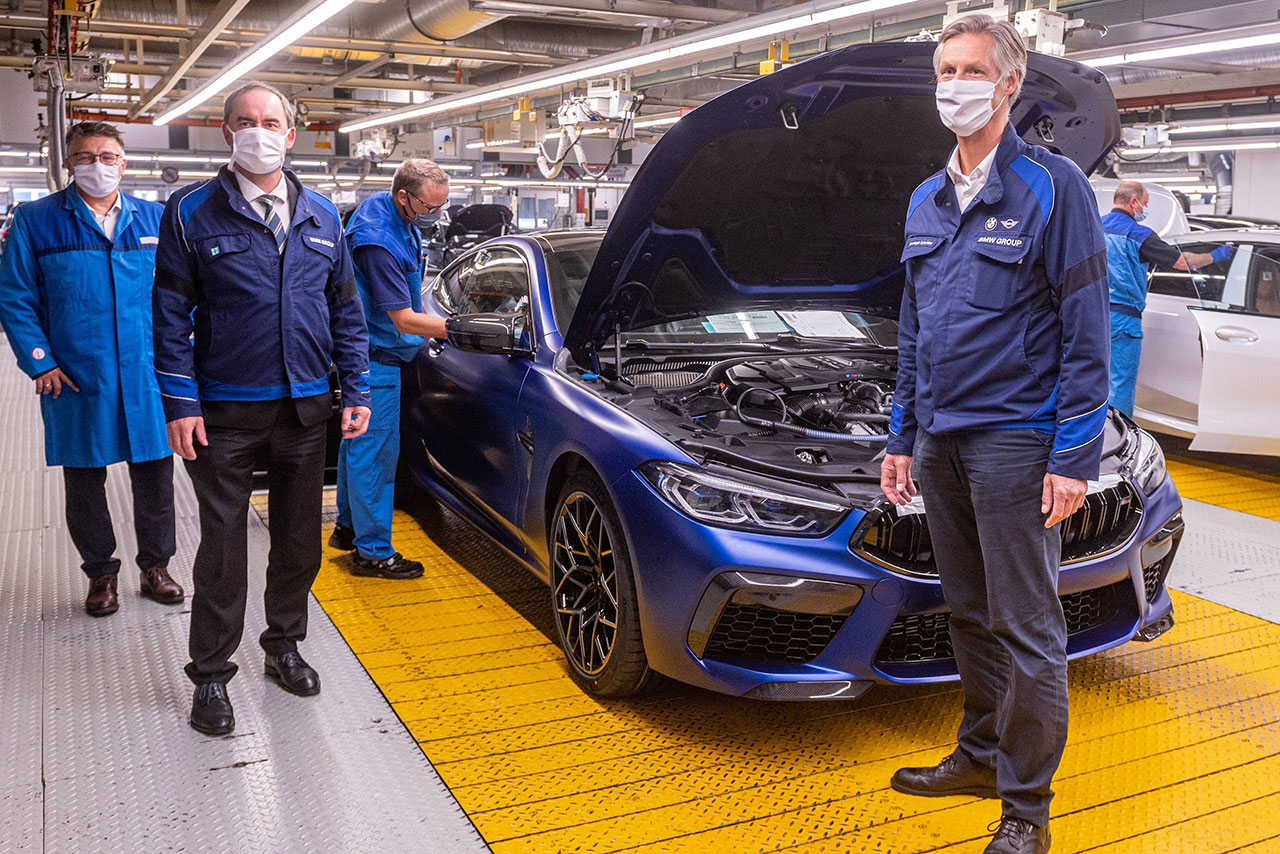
xmin=249 ymin=469 xmax=1280 ymax=852
xmin=1166 ymin=455 xmax=1280 ymax=522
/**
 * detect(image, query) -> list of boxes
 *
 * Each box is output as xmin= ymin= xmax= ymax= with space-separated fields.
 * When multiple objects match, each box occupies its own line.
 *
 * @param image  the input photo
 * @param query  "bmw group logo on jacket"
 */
xmin=887 ymin=124 xmax=1112 ymax=482
xmin=151 ymin=166 xmax=371 ymax=420
xmin=0 ymin=186 xmax=169 ymax=468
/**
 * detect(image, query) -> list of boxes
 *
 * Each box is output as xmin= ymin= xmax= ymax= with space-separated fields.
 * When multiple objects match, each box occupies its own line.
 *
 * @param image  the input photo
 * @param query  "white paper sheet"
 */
xmin=779 ymin=311 xmax=867 ymax=339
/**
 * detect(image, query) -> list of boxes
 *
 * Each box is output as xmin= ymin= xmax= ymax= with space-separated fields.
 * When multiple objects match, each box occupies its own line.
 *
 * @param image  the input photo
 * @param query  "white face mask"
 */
xmin=230 ymin=126 xmax=289 ymax=174
xmin=935 ymin=78 xmax=1008 ymax=138
xmin=73 ymin=161 xmax=121 ymax=198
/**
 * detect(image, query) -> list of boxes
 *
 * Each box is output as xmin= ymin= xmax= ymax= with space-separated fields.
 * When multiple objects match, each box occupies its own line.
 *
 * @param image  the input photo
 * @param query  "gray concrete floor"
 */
xmin=0 ymin=345 xmax=488 ymax=854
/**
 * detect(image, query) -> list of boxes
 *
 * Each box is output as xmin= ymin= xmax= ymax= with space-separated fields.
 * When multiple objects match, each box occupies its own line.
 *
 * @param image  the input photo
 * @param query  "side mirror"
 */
xmin=446 ymin=312 xmax=531 ymax=357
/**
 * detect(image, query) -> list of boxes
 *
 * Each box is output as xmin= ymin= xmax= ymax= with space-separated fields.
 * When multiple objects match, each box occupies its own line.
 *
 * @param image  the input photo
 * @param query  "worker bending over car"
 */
xmin=330 ymin=159 xmax=452 ymax=579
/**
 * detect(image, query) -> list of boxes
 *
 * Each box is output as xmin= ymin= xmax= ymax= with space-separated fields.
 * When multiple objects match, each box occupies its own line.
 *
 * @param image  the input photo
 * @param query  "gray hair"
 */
xmin=1114 ymin=181 xmax=1147 ymax=206
xmin=223 ymin=82 xmax=296 ymax=127
xmin=933 ymin=13 xmax=1028 ymax=103
xmin=392 ymin=158 xmax=450 ymax=197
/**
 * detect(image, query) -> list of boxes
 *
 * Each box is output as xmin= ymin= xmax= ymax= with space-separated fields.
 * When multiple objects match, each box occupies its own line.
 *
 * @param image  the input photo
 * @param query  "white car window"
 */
xmin=1246 ymin=247 xmax=1280 ymax=318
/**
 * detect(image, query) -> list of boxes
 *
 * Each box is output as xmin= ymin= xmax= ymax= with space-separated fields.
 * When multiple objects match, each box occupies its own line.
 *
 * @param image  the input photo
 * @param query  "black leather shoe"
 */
xmin=350 ymin=551 xmax=424 ymax=580
xmin=264 ymin=651 xmax=320 ymax=696
xmin=328 ymin=524 xmax=356 ymax=551
xmin=984 ymin=817 xmax=1050 ymax=854
xmin=189 ymin=682 xmax=235 ymax=736
xmin=891 ymin=749 xmax=999 ymax=799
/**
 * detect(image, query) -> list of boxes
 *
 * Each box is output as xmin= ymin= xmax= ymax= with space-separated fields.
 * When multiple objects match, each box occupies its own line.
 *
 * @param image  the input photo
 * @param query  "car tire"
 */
xmin=550 ymin=471 xmax=651 ymax=697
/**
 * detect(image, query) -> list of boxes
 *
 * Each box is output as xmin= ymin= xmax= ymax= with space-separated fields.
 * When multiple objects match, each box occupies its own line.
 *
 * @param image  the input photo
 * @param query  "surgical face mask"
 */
xmin=230 ymin=126 xmax=288 ymax=174
xmin=935 ymin=78 xmax=1008 ymax=137
xmin=412 ymin=211 xmax=443 ymax=229
xmin=72 ymin=161 xmax=121 ymax=198
xmin=1134 ymin=204 xmax=1148 ymax=222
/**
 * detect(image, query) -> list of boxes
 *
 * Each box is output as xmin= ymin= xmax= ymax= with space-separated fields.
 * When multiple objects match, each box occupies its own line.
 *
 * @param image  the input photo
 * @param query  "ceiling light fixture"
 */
xmin=154 ymin=0 xmax=359 ymax=126
xmin=340 ymin=0 xmax=921 ymax=134
xmin=634 ymin=115 xmax=682 ymax=128
xmin=1081 ymin=28 xmax=1280 ymax=68
xmin=1169 ymin=118 xmax=1280 ymax=135
xmin=0 ymin=166 xmax=45 ymax=174
xmin=0 ymin=150 xmax=36 ymax=159
xmin=1122 ymin=138 xmax=1280 ymax=155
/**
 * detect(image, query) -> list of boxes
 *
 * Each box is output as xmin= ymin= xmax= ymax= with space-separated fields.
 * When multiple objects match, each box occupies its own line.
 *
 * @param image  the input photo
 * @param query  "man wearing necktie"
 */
xmin=153 ymin=82 xmax=371 ymax=736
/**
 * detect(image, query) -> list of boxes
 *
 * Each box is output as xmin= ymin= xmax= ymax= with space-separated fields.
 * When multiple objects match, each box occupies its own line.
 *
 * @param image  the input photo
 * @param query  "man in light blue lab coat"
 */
xmin=0 ymin=121 xmax=181 ymax=617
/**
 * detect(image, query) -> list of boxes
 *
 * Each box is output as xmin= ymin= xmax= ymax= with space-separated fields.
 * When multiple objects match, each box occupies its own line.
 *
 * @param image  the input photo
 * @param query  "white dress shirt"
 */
xmin=89 ymin=193 xmax=122 ymax=242
xmin=233 ymin=167 xmax=290 ymax=238
xmin=946 ymin=143 xmax=1000 ymax=213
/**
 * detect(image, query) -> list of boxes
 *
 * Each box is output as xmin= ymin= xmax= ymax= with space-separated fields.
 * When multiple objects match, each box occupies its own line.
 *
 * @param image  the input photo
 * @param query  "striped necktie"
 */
xmin=257 ymin=195 xmax=285 ymax=254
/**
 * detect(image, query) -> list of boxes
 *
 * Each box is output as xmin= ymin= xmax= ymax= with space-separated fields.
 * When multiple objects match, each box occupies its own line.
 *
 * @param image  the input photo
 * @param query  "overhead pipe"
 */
xmin=1208 ymin=152 xmax=1233 ymax=215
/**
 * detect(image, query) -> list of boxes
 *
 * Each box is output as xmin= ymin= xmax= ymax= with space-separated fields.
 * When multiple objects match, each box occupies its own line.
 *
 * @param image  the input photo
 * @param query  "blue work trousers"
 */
xmin=336 ymin=360 xmax=402 ymax=560
xmin=1108 ymin=331 xmax=1142 ymax=418
xmin=914 ymin=428 xmax=1066 ymax=828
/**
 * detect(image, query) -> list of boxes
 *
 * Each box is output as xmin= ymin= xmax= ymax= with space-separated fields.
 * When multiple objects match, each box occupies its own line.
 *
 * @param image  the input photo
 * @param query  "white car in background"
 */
xmin=1091 ymin=177 xmax=1189 ymax=239
xmin=1136 ymin=229 xmax=1280 ymax=455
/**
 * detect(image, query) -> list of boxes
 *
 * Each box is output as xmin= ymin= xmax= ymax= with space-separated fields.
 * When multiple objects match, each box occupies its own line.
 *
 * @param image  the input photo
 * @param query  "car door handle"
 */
xmin=1215 ymin=325 xmax=1259 ymax=343
xmin=426 ymin=338 xmax=444 ymax=357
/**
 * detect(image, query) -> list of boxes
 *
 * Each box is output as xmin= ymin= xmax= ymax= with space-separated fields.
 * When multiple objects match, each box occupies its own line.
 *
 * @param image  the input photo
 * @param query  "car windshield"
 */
xmin=544 ymin=239 xmax=899 ymax=347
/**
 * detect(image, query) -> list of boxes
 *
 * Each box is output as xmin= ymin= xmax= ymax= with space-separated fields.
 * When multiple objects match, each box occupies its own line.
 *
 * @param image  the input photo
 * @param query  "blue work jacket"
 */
xmin=152 ymin=167 xmax=370 ymax=420
xmin=1101 ymin=208 xmax=1231 ymax=337
xmin=888 ymin=124 xmax=1111 ymax=482
xmin=0 ymin=185 xmax=169 ymax=468
xmin=344 ymin=192 xmax=426 ymax=364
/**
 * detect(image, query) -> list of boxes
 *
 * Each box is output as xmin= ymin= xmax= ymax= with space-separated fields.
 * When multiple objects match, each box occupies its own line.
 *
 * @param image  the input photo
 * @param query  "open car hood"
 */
xmin=563 ymin=42 xmax=1119 ymax=362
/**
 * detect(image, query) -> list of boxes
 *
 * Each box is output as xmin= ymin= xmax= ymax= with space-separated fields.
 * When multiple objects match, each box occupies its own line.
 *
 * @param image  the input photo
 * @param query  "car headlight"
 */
xmin=639 ymin=461 xmax=848 ymax=536
xmin=1132 ymin=430 xmax=1168 ymax=496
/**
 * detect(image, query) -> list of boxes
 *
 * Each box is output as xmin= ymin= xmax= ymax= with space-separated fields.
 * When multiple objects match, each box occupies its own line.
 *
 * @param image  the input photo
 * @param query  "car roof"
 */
xmin=1169 ymin=228 xmax=1280 ymax=244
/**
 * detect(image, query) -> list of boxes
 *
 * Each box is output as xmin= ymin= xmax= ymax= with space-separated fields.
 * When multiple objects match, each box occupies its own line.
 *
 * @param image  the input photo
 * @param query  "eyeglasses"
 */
xmin=407 ymin=190 xmax=445 ymax=214
xmin=67 ymin=152 xmax=122 ymax=167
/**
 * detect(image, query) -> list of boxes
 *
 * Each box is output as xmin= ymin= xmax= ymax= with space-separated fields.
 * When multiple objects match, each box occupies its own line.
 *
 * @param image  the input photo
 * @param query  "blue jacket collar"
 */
xmin=935 ymin=122 xmax=1027 ymax=211
xmin=61 ymin=184 xmax=136 ymax=241
xmin=216 ymin=165 xmax=318 ymax=226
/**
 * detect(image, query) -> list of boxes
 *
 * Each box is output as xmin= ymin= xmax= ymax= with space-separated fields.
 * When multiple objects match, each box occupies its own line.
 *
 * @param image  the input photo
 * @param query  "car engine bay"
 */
xmin=601 ymin=350 xmax=899 ymax=484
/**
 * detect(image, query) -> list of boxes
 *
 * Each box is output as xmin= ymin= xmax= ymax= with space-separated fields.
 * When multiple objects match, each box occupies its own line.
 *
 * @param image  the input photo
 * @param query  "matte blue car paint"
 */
xmin=401 ymin=232 xmax=1180 ymax=697
xmin=397 ymin=43 xmax=1170 ymax=697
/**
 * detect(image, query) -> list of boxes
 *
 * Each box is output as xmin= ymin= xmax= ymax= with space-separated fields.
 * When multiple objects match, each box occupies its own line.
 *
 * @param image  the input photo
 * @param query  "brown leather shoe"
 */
xmin=85 ymin=574 xmax=119 ymax=617
xmin=140 ymin=566 xmax=185 ymax=604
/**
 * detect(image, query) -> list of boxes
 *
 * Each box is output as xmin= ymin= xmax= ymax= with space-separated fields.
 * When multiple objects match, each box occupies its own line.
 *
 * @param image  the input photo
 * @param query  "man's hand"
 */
xmin=1175 ymin=251 xmax=1215 ymax=271
xmin=1042 ymin=473 xmax=1087 ymax=528
xmin=167 ymin=416 xmax=208 ymax=461
xmin=880 ymin=453 xmax=917 ymax=505
xmin=341 ymin=406 xmax=371 ymax=439
xmin=34 ymin=367 xmax=79 ymax=398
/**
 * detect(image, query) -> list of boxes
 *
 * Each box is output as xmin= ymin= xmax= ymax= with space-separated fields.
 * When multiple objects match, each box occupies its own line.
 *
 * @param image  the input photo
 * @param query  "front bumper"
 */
xmin=610 ymin=466 xmax=1184 ymax=699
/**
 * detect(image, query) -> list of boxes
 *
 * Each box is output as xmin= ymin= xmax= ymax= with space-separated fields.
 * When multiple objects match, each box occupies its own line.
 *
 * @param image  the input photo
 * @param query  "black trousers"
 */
xmin=183 ymin=398 xmax=328 ymax=685
xmin=62 ymin=457 xmax=176 ymax=578
xmin=914 ymin=428 xmax=1067 ymax=828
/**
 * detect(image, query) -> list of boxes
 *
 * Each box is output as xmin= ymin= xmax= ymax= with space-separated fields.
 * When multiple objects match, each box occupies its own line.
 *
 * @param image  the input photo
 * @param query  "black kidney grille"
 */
xmin=703 ymin=602 xmax=849 ymax=664
xmin=1143 ymin=557 xmax=1171 ymax=602
xmin=857 ymin=481 xmax=1143 ymax=576
xmin=875 ymin=580 xmax=1127 ymax=664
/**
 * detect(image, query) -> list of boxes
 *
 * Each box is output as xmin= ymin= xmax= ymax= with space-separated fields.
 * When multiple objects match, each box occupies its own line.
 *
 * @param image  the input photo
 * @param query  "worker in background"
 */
xmin=0 ymin=121 xmax=182 ymax=617
xmin=1102 ymin=180 xmax=1231 ymax=416
xmin=883 ymin=16 xmax=1108 ymax=854
xmin=329 ymin=159 xmax=451 ymax=579
xmin=153 ymin=82 xmax=370 ymax=737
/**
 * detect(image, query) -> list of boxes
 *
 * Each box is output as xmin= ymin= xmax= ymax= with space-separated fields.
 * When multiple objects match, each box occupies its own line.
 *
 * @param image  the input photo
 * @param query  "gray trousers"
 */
xmin=915 ymin=428 xmax=1067 ymax=827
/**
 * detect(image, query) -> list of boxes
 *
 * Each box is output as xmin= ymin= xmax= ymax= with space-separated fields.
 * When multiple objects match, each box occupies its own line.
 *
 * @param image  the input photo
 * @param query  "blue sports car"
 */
xmin=398 ymin=43 xmax=1183 ymax=700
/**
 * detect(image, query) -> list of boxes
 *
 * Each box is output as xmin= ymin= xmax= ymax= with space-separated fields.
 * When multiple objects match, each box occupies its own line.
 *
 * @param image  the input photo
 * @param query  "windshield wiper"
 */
xmin=772 ymin=332 xmax=889 ymax=350
xmin=620 ymin=339 xmax=782 ymax=352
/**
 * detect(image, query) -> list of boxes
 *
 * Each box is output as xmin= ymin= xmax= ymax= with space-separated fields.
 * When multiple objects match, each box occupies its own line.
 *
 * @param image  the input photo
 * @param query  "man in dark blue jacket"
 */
xmin=329 ymin=159 xmax=450 ymax=578
xmin=0 ymin=122 xmax=182 ymax=617
xmin=881 ymin=16 xmax=1109 ymax=854
xmin=1102 ymin=180 xmax=1230 ymax=415
xmin=153 ymin=82 xmax=370 ymax=736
